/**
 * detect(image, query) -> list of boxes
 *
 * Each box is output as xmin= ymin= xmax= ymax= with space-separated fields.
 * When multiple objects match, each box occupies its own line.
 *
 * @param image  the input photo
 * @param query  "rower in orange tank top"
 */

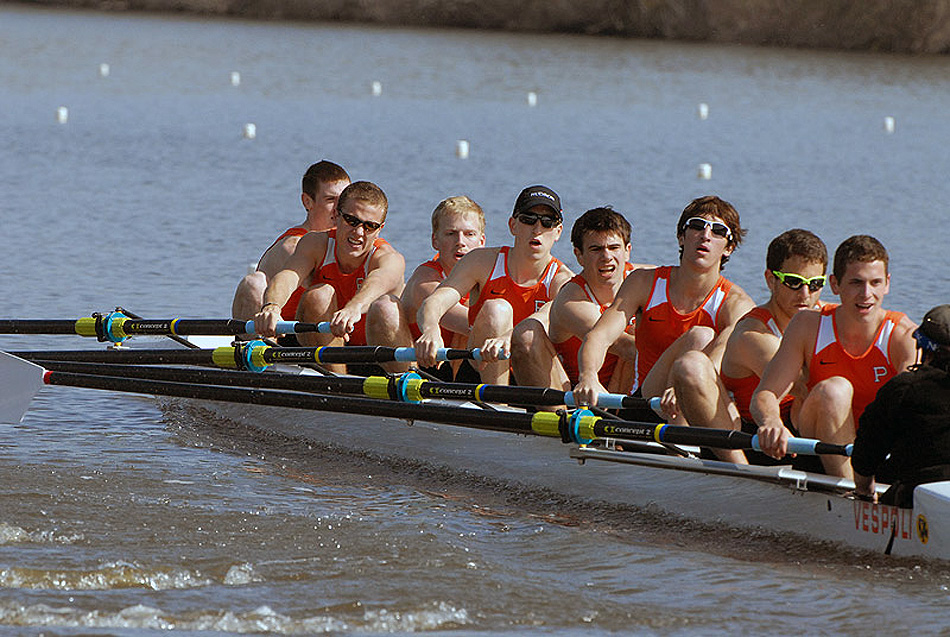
xmin=807 ymin=304 xmax=908 ymax=426
xmin=635 ymin=265 xmax=734 ymax=387
xmin=466 ymin=246 xmax=565 ymax=328
xmin=313 ymin=229 xmax=391 ymax=346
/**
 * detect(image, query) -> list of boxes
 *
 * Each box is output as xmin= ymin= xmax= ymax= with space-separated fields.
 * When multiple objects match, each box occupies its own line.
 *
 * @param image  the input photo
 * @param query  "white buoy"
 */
xmin=56 ymin=106 xmax=68 ymax=124
xmin=884 ymin=116 xmax=895 ymax=133
xmin=243 ymin=123 xmax=256 ymax=139
xmin=527 ymin=91 xmax=538 ymax=107
xmin=698 ymin=103 xmax=709 ymax=120
xmin=456 ymin=139 xmax=470 ymax=159
xmin=99 ymin=63 xmax=110 ymax=78
xmin=698 ymin=163 xmax=712 ymax=180
xmin=231 ymin=71 xmax=241 ymax=87
xmin=372 ymin=80 xmax=382 ymax=97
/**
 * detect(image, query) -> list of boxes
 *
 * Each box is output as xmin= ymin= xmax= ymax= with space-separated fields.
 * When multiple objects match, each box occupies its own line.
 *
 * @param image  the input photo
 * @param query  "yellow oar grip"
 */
xmin=74 ymin=317 xmax=99 ymax=337
xmin=530 ymin=412 xmax=562 ymax=438
xmin=212 ymin=346 xmax=239 ymax=369
xmin=363 ymin=376 xmax=391 ymax=400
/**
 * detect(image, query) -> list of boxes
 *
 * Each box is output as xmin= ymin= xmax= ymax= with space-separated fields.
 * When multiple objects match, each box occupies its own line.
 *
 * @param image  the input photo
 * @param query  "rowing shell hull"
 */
xmin=177 ymin=392 xmax=950 ymax=563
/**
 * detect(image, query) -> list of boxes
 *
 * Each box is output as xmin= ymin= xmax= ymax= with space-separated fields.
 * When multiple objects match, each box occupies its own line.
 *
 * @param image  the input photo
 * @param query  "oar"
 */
xmin=29 ymin=362 xmax=660 ymax=411
xmin=0 ymin=353 xmax=852 ymax=457
xmin=12 ymin=342 xmax=486 ymax=372
xmin=0 ymin=315 xmax=333 ymax=342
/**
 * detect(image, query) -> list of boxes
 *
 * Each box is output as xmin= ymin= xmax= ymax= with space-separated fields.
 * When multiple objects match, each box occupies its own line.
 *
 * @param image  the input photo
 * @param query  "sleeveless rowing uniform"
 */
xmin=808 ymin=305 xmax=907 ymax=426
xmin=635 ymin=265 xmax=734 ymax=387
xmin=313 ymin=229 xmax=389 ymax=346
xmin=721 ymin=306 xmax=793 ymax=422
xmin=260 ymin=226 xmax=308 ymax=320
xmin=553 ymin=264 xmax=635 ymax=385
xmin=407 ymin=254 xmax=468 ymax=344
xmin=466 ymin=246 xmax=565 ymax=327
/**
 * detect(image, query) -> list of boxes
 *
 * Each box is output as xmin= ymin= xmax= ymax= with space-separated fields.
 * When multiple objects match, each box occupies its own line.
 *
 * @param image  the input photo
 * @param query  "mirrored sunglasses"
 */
xmin=771 ymin=270 xmax=827 ymax=292
xmin=340 ymin=211 xmax=383 ymax=232
xmin=514 ymin=212 xmax=560 ymax=229
xmin=683 ymin=216 xmax=732 ymax=240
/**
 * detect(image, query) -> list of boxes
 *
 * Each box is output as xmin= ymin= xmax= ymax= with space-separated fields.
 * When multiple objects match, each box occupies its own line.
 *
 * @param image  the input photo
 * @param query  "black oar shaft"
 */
xmin=41 ymin=370 xmax=541 ymax=435
xmin=0 ymin=318 xmax=249 ymax=336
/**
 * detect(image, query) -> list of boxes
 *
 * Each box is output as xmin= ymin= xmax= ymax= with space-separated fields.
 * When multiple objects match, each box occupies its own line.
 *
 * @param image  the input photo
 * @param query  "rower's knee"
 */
xmin=366 ymin=295 xmax=408 ymax=346
xmin=511 ymin=318 xmax=553 ymax=379
xmin=670 ymin=350 xmax=717 ymax=397
xmin=231 ymin=271 xmax=267 ymax=320
xmin=471 ymin=299 xmax=514 ymax=338
xmin=297 ymin=284 xmax=335 ymax=322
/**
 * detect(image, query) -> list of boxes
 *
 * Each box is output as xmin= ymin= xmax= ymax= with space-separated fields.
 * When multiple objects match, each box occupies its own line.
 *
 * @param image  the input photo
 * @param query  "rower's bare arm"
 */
xmin=402 ymin=270 xmax=470 ymax=337
xmin=257 ymin=235 xmax=301 ymax=279
xmin=892 ymin=316 xmax=920 ymax=372
xmin=548 ymin=266 xmax=576 ymax=299
xmin=331 ymin=246 xmax=406 ymax=337
xmin=418 ymin=248 xmax=492 ymax=334
xmin=705 ymin=285 xmax=755 ymax=369
xmin=255 ymin=232 xmax=328 ymax=336
xmin=751 ymin=312 xmax=815 ymax=457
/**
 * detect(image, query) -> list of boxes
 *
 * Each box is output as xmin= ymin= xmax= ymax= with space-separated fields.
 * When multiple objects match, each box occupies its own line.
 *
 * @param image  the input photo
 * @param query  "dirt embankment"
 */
xmin=16 ymin=0 xmax=950 ymax=54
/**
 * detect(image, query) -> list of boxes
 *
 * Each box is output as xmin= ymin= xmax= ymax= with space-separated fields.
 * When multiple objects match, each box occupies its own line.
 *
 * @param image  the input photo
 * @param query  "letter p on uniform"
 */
xmin=873 ymin=366 xmax=889 ymax=383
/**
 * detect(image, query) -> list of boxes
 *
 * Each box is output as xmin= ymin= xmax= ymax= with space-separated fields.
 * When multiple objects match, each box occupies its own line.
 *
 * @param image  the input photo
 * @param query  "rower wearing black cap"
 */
xmin=852 ymin=304 xmax=950 ymax=506
xmin=415 ymin=185 xmax=574 ymax=385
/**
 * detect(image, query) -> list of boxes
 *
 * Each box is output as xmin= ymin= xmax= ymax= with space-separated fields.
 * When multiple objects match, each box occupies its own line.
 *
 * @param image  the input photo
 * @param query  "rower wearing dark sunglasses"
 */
xmin=415 ymin=185 xmax=574 ymax=385
xmin=752 ymin=235 xmax=918 ymax=478
xmin=671 ymin=229 xmax=829 ymax=469
xmin=573 ymin=196 xmax=755 ymax=461
xmin=254 ymin=181 xmax=407 ymax=374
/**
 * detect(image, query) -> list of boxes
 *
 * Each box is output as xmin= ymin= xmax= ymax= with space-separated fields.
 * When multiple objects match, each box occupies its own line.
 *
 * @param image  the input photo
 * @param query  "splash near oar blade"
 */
xmin=0 ymin=352 xmax=49 ymax=423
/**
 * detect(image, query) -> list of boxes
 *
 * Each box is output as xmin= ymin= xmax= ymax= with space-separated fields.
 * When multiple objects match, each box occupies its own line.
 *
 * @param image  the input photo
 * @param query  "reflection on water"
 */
xmin=3 ymin=4 xmax=950 ymax=633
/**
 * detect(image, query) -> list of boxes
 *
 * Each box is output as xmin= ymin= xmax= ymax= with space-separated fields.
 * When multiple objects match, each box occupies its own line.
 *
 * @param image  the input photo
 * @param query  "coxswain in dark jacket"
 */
xmin=852 ymin=304 xmax=950 ymax=507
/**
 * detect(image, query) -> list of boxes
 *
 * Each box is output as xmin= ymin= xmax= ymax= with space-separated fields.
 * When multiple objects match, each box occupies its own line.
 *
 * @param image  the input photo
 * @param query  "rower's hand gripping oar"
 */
xmin=0 ymin=312 xmax=338 ymax=342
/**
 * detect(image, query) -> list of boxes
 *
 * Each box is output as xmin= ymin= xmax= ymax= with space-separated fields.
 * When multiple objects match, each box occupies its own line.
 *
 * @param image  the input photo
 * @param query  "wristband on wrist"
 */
xmin=260 ymin=302 xmax=280 ymax=312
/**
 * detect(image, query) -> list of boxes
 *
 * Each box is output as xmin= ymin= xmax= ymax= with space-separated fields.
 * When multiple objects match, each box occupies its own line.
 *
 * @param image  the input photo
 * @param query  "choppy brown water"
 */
xmin=2 ymin=5 xmax=950 ymax=633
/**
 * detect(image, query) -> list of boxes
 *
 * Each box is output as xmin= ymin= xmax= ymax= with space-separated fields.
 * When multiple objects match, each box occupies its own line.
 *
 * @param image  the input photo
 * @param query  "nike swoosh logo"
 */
xmin=489 ymin=289 xmax=505 ymax=295
xmin=647 ymin=316 xmax=663 ymax=322
xmin=818 ymin=360 xmax=834 ymax=365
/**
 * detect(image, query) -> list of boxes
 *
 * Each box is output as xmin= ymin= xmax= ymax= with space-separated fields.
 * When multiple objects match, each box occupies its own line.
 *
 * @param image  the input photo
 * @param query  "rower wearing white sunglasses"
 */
xmin=573 ymin=196 xmax=755 ymax=461
xmin=671 ymin=228 xmax=829 ymax=469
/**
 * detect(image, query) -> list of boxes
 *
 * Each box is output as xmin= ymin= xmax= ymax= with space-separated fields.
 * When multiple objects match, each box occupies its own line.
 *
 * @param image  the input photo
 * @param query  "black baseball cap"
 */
xmin=918 ymin=304 xmax=950 ymax=347
xmin=513 ymin=185 xmax=562 ymax=222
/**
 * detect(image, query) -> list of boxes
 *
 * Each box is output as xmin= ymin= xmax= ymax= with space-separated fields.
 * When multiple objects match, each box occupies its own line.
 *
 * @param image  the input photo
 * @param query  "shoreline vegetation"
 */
xmin=12 ymin=0 xmax=950 ymax=54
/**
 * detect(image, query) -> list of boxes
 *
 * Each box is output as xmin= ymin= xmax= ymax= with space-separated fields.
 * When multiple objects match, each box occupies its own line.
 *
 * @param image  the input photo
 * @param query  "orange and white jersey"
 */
xmin=807 ymin=305 xmax=908 ymax=425
xmin=314 ymin=229 xmax=389 ymax=346
xmin=634 ymin=265 xmax=733 ymax=387
xmin=467 ymin=246 xmax=564 ymax=327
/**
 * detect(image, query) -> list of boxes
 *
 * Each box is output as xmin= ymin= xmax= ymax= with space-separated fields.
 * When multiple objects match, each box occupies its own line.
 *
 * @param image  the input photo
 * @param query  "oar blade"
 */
xmin=0 ymin=352 xmax=47 ymax=423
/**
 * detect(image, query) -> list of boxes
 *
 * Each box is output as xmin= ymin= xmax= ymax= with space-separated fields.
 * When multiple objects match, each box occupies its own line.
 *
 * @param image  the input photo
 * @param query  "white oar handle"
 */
xmin=751 ymin=434 xmax=853 ymax=457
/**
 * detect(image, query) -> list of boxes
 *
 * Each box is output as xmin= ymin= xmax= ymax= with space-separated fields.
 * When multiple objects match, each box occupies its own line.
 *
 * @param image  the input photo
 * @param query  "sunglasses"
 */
xmin=682 ymin=217 xmax=732 ymax=240
xmin=340 ymin=211 xmax=383 ymax=232
xmin=771 ymin=270 xmax=827 ymax=292
xmin=514 ymin=212 xmax=560 ymax=229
